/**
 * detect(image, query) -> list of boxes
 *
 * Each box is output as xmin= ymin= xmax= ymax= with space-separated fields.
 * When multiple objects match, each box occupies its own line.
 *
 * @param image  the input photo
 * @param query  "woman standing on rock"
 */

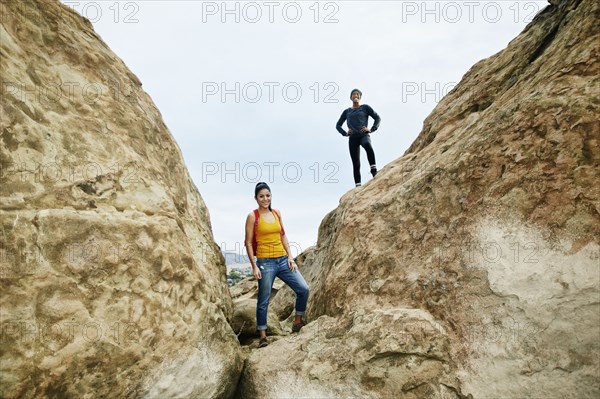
xmin=336 ymin=88 xmax=382 ymax=187
xmin=244 ymin=182 xmax=310 ymax=348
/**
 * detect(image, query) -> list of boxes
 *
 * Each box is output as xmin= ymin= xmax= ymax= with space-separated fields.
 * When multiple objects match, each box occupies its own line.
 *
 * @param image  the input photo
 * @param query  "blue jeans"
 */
xmin=256 ymin=256 xmax=310 ymax=331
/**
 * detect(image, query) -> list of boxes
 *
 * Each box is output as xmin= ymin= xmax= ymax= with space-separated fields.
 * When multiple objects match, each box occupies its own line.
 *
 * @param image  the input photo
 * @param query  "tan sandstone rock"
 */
xmin=241 ymin=0 xmax=600 ymax=397
xmin=230 ymin=278 xmax=287 ymax=341
xmin=239 ymin=309 xmax=459 ymax=399
xmin=0 ymin=1 xmax=242 ymax=397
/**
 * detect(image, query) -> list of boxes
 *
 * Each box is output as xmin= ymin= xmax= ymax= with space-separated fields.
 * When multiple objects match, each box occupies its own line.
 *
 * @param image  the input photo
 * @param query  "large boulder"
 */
xmin=230 ymin=278 xmax=286 ymax=340
xmin=0 ymin=0 xmax=242 ymax=397
xmin=242 ymin=0 xmax=600 ymax=397
xmin=239 ymin=309 xmax=458 ymax=398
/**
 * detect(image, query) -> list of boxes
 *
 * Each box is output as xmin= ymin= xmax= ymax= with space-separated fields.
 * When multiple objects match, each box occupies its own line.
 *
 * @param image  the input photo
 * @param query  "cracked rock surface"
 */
xmin=1 ymin=1 xmax=242 ymax=398
xmin=238 ymin=0 xmax=599 ymax=397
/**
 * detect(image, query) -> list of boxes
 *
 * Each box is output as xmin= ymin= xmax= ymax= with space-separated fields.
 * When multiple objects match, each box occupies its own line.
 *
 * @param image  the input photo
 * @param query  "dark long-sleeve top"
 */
xmin=336 ymin=104 xmax=381 ymax=137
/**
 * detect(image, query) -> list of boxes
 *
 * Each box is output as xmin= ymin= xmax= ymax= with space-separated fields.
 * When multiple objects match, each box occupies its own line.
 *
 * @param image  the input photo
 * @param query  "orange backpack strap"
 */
xmin=252 ymin=209 xmax=260 ymax=254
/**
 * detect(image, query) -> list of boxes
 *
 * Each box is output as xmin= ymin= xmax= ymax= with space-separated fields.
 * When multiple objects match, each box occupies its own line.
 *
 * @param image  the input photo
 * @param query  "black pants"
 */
xmin=348 ymin=134 xmax=376 ymax=184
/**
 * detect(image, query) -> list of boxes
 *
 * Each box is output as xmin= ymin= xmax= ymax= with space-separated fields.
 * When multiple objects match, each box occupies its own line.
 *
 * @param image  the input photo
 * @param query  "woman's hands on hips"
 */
xmin=288 ymin=258 xmax=298 ymax=272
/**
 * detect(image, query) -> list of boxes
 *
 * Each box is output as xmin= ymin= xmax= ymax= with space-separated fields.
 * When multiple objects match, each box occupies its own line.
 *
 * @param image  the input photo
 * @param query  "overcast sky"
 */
xmin=61 ymin=0 xmax=548 ymax=257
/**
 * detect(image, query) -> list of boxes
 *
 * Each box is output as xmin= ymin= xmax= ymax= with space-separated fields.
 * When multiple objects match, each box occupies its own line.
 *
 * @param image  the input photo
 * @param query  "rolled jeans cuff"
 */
xmin=257 ymin=325 xmax=267 ymax=331
xmin=295 ymin=310 xmax=305 ymax=316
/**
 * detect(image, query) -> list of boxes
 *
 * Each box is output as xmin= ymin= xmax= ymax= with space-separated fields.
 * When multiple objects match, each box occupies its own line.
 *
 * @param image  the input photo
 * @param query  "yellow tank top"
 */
xmin=255 ymin=211 xmax=287 ymax=258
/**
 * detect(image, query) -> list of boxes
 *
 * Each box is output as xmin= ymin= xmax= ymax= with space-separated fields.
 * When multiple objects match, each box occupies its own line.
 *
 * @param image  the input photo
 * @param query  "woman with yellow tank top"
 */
xmin=244 ymin=182 xmax=310 ymax=348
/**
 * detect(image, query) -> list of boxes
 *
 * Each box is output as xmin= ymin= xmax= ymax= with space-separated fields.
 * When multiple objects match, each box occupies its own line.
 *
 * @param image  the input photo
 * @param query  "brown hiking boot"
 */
xmin=292 ymin=319 xmax=306 ymax=333
xmin=258 ymin=337 xmax=269 ymax=348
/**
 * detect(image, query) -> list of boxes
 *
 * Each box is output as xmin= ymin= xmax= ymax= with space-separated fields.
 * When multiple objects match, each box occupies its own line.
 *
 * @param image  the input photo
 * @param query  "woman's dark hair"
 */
xmin=350 ymin=88 xmax=362 ymax=99
xmin=254 ymin=182 xmax=272 ymax=211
